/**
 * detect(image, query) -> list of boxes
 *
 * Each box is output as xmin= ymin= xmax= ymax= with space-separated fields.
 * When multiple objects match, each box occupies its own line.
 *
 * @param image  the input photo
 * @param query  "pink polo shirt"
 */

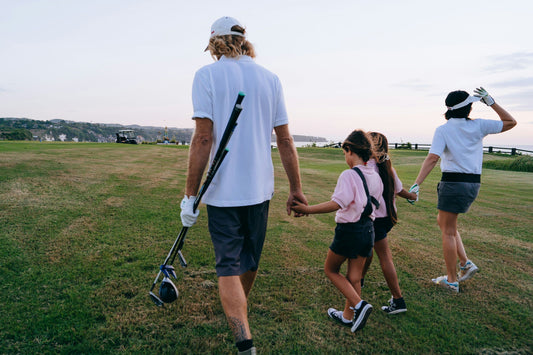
xmin=331 ymin=163 xmax=384 ymax=223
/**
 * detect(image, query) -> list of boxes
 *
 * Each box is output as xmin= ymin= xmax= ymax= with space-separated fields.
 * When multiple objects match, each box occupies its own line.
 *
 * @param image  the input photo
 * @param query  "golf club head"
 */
xmin=159 ymin=277 xmax=179 ymax=304
xmin=160 ymin=264 xmax=177 ymax=279
xmin=149 ymin=291 xmax=164 ymax=307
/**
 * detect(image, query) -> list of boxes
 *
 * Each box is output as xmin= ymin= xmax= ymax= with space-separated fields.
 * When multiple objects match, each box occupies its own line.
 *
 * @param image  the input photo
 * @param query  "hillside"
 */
xmin=0 ymin=117 xmax=327 ymax=143
xmin=0 ymin=117 xmax=193 ymax=143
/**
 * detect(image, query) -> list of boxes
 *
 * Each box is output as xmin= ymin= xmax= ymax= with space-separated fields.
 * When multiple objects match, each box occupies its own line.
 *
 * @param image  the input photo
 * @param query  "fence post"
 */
xmin=415 ymin=143 xmax=418 ymax=150
xmin=511 ymin=148 xmax=516 ymax=156
xmin=395 ymin=143 xmax=398 ymax=149
xmin=488 ymin=146 xmax=493 ymax=153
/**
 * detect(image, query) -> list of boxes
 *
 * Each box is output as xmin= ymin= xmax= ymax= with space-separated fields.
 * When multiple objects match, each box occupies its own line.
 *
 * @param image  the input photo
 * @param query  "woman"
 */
xmin=411 ymin=87 xmax=517 ymax=292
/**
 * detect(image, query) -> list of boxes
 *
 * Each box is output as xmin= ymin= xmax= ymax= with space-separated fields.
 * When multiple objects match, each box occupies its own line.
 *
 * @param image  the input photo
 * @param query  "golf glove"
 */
xmin=408 ymin=183 xmax=419 ymax=204
xmin=474 ymin=87 xmax=495 ymax=106
xmin=180 ymin=195 xmax=199 ymax=227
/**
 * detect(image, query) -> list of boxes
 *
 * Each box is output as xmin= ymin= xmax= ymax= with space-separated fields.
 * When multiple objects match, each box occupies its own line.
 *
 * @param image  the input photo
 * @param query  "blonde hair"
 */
xmin=206 ymin=25 xmax=256 ymax=60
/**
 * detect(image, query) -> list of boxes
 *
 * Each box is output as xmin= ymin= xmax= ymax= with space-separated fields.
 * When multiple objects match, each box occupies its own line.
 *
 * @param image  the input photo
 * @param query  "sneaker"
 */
xmin=432 ymin=275 xmax=459 ymax=293
xmin=381 ymin=297 xmax=407 ymax=314
xmin=350 ymin=301 xmax=373 ymax=333
xmin=327 ymin=307 xmax=352 ymax=327
xmin=458 ymin=260 xmax=479 ymax=282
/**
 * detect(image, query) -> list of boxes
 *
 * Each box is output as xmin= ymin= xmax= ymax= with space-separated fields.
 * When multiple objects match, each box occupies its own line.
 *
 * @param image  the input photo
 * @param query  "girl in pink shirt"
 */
xmin=361 ymin=132 xmax=417 ymax=314
xmin=292 ymin=129 xmax=383 ymax=333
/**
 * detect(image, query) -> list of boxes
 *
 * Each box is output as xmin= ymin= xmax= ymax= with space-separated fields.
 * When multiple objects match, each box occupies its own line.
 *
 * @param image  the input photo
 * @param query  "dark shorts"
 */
xmin=330 ymin=218 xmax=374 ymax=259
xmin=373 ymin=217 xmax=394 ymax=242
xmin=437 ymin=181 xmax=480 ymax=214
xmin=207 ymin=200 xmax=270 ymax=277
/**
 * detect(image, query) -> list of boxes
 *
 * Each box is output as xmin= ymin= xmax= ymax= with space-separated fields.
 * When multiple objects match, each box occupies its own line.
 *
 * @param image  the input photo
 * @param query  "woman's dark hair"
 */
xmin=369 ymin=132 xmax=397 ymax=226
xmin=445 ymin=90 xmax=472 ymax=120
xmin=341 ymin=129 xmax=373 ymax=163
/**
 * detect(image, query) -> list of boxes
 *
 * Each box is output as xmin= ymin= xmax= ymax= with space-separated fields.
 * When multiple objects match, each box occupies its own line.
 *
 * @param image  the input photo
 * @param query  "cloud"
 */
xmin=491 ymin=77 xmax=533 ymax=88
xmin=484 ymin=52 xmax=533 ymax=72
xmin=393 ymin=79 xmax=433 ymax=91
xmin=497 ymin=89 xmax=533 ymax=111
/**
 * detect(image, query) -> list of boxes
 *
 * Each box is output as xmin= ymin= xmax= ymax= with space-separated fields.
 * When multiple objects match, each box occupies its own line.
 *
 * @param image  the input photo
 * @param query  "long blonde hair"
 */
xmin=206 ymin=25 xmax=256 ymax=60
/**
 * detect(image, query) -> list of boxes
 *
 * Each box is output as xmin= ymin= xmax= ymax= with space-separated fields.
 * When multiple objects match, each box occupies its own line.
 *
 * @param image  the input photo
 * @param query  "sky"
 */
xmin=1 ymin=0 xmax=532 ymax=146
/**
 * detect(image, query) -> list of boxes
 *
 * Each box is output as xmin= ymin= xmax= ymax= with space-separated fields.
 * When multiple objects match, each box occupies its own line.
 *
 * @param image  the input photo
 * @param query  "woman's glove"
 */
xmin=408 ymin=184 xmax=419 ymax=204
xmin=180 ymin=195 xmax=199 ymax=227
xmin=474 ymin=87 xmax=495 ymax=106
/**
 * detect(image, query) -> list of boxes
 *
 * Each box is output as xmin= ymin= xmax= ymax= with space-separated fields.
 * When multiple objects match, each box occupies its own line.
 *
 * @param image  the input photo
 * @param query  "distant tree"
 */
xmin=0 ymin=128 xmax=32 ymax=141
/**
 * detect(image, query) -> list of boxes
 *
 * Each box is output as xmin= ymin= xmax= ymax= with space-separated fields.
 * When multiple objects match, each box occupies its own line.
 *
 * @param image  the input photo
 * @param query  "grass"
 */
xmin=0 ymin=142 xmax=532 ymax=354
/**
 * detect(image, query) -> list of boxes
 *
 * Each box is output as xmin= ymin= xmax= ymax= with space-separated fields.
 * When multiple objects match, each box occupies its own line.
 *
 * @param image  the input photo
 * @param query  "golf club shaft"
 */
xmin=193 ymin=92 xmax=244 ymax=212
xmin=169 ymin=148 xmax=229 ymax=267
xmin=164 ymin=92 xmax=245 ymax=268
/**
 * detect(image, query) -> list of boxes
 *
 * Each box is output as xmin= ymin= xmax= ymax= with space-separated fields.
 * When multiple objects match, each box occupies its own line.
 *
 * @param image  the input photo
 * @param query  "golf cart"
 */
xmin=116 ymin=130 xmax=138 ymax=144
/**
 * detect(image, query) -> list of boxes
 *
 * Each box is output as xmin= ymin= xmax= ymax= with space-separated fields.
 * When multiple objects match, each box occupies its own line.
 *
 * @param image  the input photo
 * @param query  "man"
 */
xmin=180 ymin=16 xmax=307 ymax=355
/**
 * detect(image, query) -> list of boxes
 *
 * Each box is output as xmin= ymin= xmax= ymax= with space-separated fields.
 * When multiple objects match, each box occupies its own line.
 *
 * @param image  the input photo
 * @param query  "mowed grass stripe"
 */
xmin=0 ymin=142 xmax=531 ymax=354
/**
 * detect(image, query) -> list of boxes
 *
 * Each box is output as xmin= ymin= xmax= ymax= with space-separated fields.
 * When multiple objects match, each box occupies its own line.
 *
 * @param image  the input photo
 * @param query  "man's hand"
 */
xmin=287 ymin=190 xmax=308 ymax=217
xmin=180 ymin=195 xmax=200 ymax=227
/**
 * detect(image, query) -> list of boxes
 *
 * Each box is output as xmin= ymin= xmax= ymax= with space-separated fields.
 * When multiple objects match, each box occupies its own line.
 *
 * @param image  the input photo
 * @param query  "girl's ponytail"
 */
xmin=370 ymin=132 xmax=397 ymax=226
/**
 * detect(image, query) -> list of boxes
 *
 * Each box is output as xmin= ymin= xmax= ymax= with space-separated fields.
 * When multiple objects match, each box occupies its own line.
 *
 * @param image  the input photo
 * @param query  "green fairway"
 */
xmin=1 ymin=142 xmax=531 ymax=354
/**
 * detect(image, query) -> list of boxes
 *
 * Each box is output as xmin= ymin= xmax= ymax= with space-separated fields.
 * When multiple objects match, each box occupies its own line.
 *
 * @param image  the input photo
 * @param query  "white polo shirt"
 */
xmin=429 ymin=118 xmax=503 ymax=175
xmin=191 ymin=55 xmax=289 ymax=207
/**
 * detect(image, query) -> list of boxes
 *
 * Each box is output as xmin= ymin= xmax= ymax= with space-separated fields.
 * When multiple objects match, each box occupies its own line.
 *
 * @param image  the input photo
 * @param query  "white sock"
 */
xmin=355 ymin=300 xmax=363 ymax=309
xmin=341 ymin=314 xmax=351 ymax=323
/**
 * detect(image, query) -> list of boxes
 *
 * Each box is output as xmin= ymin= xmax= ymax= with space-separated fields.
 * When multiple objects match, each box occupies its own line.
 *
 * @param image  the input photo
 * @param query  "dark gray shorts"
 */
xmin=330 ymin=219 xmax=374 ymax=259
xmin=207 ymin=201 xmax=270 ymax=277
xmin=437 ymin=181 xmax=480 ymax=214
xmin=373 ymin=217 xmax=394 ymax=242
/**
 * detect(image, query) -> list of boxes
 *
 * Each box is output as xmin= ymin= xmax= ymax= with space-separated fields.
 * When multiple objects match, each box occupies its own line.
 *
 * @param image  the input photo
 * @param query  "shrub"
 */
xmin=483 ymin=155 xmax=533 ymax=172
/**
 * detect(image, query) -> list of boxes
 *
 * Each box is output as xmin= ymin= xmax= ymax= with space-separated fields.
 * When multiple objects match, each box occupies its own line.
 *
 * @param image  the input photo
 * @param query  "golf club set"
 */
xmin=149 ymin=92 xmax=245 ymax=307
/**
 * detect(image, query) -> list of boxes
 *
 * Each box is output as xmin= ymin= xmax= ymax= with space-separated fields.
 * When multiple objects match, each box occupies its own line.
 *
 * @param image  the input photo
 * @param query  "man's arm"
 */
xmin=185 ymin=118 xmax=213 ymax=197
xmin=274 ymin=124 xmax=308 ymax=215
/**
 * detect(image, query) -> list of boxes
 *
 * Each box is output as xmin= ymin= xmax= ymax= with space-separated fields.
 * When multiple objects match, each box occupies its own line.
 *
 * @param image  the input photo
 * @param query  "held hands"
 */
xmin=180 ymin=195 xmax=199 ymax=227
xmin=287 ymin=190 xmax=308 ymax=217
xmin=474 ymin=87 xmax=495 ymax=106
xmin=407 ymin=184 xmax=419 ymax=205
xmin=291 ymin=199 xmax=309 ymax=215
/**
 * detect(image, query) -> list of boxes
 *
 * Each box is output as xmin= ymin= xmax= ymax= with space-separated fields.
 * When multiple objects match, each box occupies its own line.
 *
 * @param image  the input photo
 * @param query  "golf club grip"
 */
xmin=193 ymin=148 xmax=229 ymax=211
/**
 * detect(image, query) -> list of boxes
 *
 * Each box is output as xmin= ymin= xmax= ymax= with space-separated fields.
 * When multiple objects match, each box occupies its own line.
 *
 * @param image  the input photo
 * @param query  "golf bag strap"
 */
xmin=352 ymin=166 xmax=380 ymax=219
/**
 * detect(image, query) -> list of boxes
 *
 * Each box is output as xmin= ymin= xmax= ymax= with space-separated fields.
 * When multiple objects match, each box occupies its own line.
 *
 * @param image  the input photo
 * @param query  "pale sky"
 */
xmin=1 ymin=0 xmax=532 ymax=145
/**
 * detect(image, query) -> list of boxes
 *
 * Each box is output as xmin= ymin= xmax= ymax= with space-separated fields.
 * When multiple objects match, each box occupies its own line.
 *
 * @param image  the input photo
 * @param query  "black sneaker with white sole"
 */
xmin=350 ymin=301 xmax=373 ymax=333
xmin=327 ymin=307 xmax=352 ymax=327
xmin=381 ymin=297 xmax=407 ymax=314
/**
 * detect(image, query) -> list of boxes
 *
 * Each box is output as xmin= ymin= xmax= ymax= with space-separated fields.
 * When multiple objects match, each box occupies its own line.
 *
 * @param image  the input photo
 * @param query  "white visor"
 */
xmin=447 ymin=95 xmax=481 ymax=111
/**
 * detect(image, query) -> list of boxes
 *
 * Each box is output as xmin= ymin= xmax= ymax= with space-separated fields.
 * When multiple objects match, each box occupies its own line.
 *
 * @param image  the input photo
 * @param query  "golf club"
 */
xmin=149 ymin=92 xmax=245 ymax=306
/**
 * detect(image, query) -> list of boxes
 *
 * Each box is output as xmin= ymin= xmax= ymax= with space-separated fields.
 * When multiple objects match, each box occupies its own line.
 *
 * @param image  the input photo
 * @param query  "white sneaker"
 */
xmin=458 ymin=260 xmax=479 ymax=282
xmin=432 ymin=275 xmax=459 ymax=293
xmin=327 ymin=307 xmax=352 ymax=327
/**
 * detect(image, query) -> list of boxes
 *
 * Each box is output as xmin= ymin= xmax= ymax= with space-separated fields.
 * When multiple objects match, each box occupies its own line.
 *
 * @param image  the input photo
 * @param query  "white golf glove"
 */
xmin=408 ymin=184 xmax=419 ymax=205
xmin=474 ymin=87 xmax=495 ymax=106
xmin=180 ymin=195 xmax=199 ymax=227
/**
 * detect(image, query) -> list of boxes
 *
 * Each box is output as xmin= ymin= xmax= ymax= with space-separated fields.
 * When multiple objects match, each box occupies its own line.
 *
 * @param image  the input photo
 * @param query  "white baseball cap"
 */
xmin=210 ymin=16 xmax=245 ymax=38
